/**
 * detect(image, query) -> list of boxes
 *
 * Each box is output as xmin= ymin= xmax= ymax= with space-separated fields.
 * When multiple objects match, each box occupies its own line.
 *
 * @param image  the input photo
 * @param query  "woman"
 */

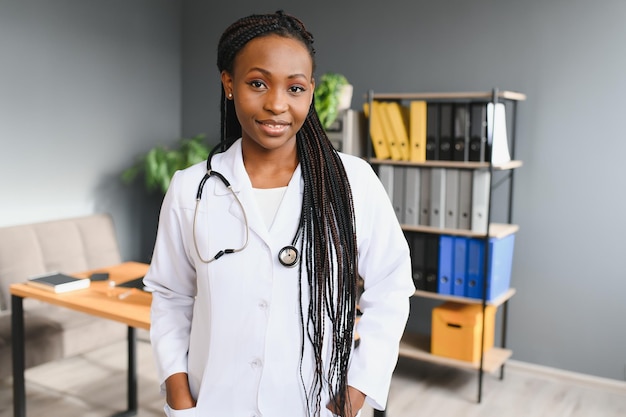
xmin=144 ymin=10 xmax=414 ymax=417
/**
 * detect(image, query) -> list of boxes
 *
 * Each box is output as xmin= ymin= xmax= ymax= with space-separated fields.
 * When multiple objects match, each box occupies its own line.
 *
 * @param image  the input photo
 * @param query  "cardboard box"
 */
xmin=431 ymin=302 xmax=496 ymax=363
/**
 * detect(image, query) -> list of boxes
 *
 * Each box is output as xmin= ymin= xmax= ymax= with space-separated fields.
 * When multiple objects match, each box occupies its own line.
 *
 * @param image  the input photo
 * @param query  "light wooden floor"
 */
xmin=1 ymin=340 xmax=625 ymax=417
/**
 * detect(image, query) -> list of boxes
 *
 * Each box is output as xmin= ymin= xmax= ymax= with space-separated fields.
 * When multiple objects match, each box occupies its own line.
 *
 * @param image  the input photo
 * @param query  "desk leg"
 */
xmin=128 ymin=327 xmax=137 ymax=412
xmin=11 ymin=295 xmax=26 ymax=417
xmin=112 ymin=326 xmax=137 ymax=417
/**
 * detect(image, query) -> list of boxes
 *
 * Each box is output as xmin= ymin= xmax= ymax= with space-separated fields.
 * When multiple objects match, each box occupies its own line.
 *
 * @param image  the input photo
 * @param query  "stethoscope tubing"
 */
xmin=193 ymin=169 xmax=250 ymax=263
xmin=192 ymin=146 xmax=301 ymax=267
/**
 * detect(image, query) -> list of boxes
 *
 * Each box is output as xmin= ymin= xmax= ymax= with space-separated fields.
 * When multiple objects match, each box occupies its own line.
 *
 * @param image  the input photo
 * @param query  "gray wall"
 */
xmin=0 ymin=0 xmax=181 ymax=261
xmin=181 ymin=1 xmax=626 ymax=381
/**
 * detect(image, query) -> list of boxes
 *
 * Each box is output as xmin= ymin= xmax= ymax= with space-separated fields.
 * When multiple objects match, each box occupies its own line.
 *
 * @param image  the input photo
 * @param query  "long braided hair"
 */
xmin=216 ymin=11 xmax=359 ymax=417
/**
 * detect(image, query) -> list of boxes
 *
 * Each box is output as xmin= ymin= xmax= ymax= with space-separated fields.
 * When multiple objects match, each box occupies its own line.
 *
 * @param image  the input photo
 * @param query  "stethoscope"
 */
xmin=192 ymin=148 xmax=301 ymax=268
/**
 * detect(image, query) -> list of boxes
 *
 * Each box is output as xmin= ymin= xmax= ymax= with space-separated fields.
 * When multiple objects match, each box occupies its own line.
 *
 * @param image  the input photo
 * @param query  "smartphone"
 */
xmin=90 ymin=272 xmax=110 ymax=281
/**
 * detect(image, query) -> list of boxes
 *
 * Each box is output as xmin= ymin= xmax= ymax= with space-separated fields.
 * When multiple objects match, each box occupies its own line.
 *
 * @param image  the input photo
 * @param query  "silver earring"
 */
xmin=228 ymin=93 xmax=233 ymax=99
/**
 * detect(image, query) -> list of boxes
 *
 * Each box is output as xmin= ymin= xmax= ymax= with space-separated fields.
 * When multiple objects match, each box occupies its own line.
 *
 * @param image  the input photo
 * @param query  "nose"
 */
xmin=264 ymin=89 xmax=289 ymax=114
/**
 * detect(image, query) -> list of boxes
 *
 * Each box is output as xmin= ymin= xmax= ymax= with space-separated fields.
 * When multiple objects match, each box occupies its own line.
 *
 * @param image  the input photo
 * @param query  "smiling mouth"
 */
xmin=257 ymin=120 xmax=290 ymax=135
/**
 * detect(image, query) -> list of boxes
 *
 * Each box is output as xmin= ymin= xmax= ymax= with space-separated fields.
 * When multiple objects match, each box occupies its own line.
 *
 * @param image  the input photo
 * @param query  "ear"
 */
xmin=221 ymin=70 xmax=234 ymax=98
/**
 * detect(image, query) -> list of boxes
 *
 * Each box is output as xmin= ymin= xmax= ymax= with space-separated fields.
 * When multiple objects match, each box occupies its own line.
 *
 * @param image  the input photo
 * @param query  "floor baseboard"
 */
xmin=506 ymin=359 xmax=626 ymax=394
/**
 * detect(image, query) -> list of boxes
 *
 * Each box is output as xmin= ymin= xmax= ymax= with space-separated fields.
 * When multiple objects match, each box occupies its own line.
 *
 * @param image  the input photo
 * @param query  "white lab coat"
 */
xmin=144 ymin=139 xmax=414 ymax=417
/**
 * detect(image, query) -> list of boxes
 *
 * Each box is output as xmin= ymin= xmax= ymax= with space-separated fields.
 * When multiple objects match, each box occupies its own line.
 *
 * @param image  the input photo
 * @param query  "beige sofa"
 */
xmin=0 ymin=214 xmax=129 ymax=380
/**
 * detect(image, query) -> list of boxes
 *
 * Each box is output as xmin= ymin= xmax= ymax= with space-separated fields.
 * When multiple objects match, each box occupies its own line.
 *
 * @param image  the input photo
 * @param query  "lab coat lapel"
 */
xmin=234 ymin=163 xmax=304 ymax=248
xmin=210 ymin=139 xmax=304 ymax=248
xmin=209 ymin=140 xmax=270 ymax=243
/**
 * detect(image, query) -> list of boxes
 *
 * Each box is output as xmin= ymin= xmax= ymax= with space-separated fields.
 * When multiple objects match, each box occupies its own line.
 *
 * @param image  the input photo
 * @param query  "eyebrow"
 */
xmin=248 ymin=67 xmax=309 ymax=80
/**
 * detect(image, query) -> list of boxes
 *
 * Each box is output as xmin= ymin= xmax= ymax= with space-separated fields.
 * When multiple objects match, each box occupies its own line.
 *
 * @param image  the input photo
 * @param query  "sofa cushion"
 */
xmin=0 ymin=214 xmax=122 ymax=311
xmin=0 ymin=305 xmax=127 ymax=380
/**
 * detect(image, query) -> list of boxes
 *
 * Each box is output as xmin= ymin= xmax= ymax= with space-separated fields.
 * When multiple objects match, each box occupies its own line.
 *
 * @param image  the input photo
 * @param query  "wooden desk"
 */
xmin=10 ymin=262 xmax=150 ymax=417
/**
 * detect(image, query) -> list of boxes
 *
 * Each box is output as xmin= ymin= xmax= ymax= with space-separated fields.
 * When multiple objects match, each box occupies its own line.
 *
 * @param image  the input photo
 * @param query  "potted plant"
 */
xmin=122 ymin=134 xmax=211 ymax=194
xmin=314 ymin=72 xmax=353 ymax=130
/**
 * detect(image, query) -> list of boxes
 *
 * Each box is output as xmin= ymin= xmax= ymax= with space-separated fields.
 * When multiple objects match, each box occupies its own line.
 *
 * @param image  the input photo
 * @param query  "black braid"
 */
xmin=216 ymin=11 xmax=358 ymax=417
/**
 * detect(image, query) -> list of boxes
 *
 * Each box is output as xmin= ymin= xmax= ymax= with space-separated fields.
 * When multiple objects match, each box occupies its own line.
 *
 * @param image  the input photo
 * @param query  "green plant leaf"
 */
xmin=121 ymin=134 xmax=212 ymax=194
xmin=314 ymin=72 xmax=349 ymax=130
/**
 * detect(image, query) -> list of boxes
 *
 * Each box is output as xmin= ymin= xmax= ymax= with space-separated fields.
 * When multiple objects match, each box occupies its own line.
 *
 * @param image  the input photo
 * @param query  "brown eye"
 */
xmin=249 ymin=80 xmax=266 ymax=89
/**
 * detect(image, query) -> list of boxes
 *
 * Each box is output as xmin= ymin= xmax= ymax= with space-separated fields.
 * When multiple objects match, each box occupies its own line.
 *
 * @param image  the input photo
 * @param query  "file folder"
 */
xmin=458 ymin=170 xmax=472 ymax=230
xmin=444 ymin=168 xmax=460 ymax=229
xmin=424 ymin=234 xmax=439 ymax=292
xmin=384 ymin=101 xmax=411 ymax=161
xmin=464 ymin=234 xmax=516 ymax=301
xmin=452 ymin=236 xmax=468 ymax=296
xmin=364 ymin=101 xmax=391 ymax=160
xmin=465 ymin=237 xmax=484 ymax=299
xmin=377 ymin=164 xmax=394 ymax=203
xmin=409 ymin=101 xmax=427 ymax=162
xmin=487 ymin=102 xmax=511 ymax=164
xmin=379 ymin=102 xmax=404 ymax=161
xmin=486 ymin=233 xmax=515 ymax=300
xmin=429 ymin=168 xmax=446 ymax=229
xmin=410 ymin=233 xmax=426 ymax=290
xmin=418 ymin=168 xmax=431 ymax=226
xmin=426 ymin=103 xmax=439 ymax=160
xmin=392 ymin=166 xmax=406 ymax=223
xmin=404 ymin=167 xmax=420 ymax=226
xmin=438 ymin=103 xmax=454 ymax=161
xmin=471 ymin=169 xmax=491 ymax=234
xmin=469 ymin=103 xmax=487 ymax=162
xmin=437 ymin=235 xmax=454 ymax=295
xmin=453 ymin=103 xmax=469 ymax=161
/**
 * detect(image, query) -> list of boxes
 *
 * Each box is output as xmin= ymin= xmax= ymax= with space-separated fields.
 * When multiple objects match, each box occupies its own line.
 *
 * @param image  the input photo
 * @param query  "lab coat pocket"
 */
xmin=164 ymin=404 xmax=197 ymax=417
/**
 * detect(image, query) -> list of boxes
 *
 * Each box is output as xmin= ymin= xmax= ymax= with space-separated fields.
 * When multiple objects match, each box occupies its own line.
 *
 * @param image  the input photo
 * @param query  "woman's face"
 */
xmin=221 ymin=34 xmax=314 ymax=154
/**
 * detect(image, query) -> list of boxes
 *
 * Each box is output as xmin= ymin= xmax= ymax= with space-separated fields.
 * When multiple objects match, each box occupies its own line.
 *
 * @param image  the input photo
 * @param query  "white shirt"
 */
xmin=144 ymin=139 xmax=414 ymax=417
xmin=253 ymin=186 xmax=287 ymax=229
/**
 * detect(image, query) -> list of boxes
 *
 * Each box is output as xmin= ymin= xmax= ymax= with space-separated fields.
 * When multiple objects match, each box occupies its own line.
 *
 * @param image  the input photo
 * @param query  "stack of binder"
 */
xmin=410 ymin=232 xmax=515 ymax=301
xmin=409 ymin=233 xmax=439 ymax=292
xmin=365 ymin=100 xmax=425 ymax=162
xmin=377 ymin=165 xmax=491 ymax=234
xmin=366 ymin=99 xmax=510 ymax=164
xmin=436 ymin=233 xmax=515 ymax=301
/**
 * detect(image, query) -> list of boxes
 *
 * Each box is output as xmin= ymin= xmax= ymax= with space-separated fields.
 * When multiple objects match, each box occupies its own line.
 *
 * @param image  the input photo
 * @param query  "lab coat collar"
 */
xmin=208 ymin=139 xmax=304 ymax=244
xmin=209 ymin=139 xmax=304 ymax=196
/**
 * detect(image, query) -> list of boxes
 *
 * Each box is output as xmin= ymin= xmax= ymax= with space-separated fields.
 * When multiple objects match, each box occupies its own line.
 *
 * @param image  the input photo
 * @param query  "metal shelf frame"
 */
xmin=366 ymin=88 xmax=525 ymax=414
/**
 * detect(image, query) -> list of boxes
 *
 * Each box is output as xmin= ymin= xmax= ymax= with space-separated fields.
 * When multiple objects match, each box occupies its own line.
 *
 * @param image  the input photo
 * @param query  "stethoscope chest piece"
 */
xmin=278 ymin=245 xmax=300 ymax=267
